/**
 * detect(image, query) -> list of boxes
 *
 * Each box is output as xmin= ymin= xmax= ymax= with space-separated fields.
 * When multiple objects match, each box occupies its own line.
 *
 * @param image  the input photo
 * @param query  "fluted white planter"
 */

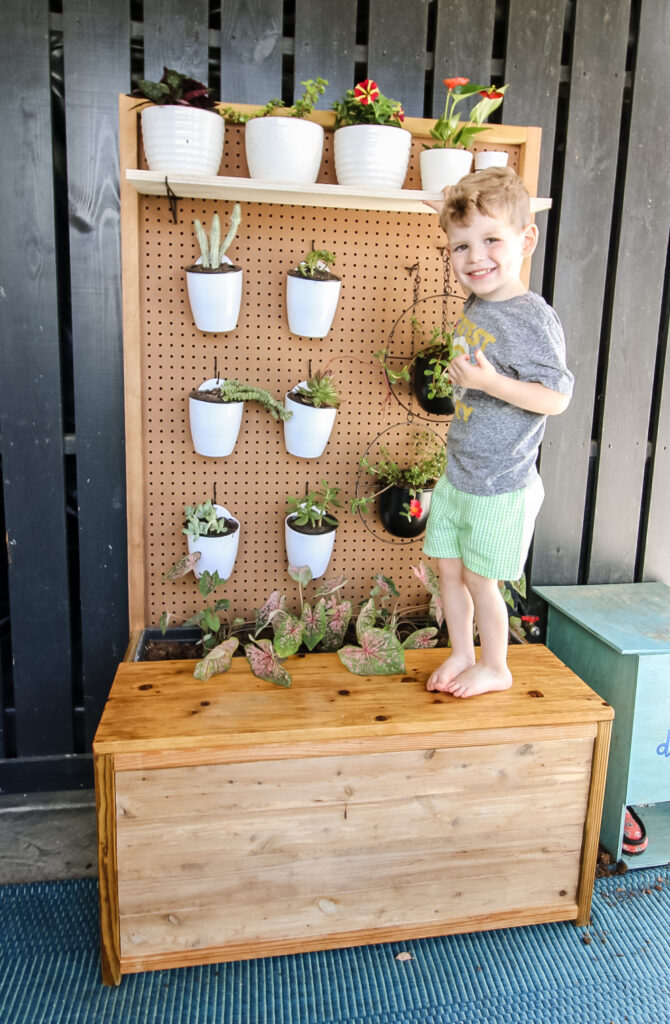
xmin=334 ymin=124 xmax=412 ymax=189
xmin=187 ymin=505 xmax=240 ymax=580
xmin=285 ymin=513 xmax=337 ymax=579
xmin=419 ymin=148 xmax=473 ymax=191
xmin=474 ymin=150 xmax=509 ymax=170
xmin=283 ymin=385 xmax=338 ymax=458
xmin=189 ymin=378 xmax=244 ymax=457
xmin=141 ymin=105 xmax=224 ymax=175
xmin=245 ymin=116 xmax=324 ymax=184
xmin=185 ymin=256 xmax=242 ymax=333
xmin=286 ymin=272 xmax=341 ymax=338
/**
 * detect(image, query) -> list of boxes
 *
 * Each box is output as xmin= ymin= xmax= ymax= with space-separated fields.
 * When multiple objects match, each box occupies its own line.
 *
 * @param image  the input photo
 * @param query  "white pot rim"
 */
xmin=336 ymin=122 xmax=410 ymax=134
xmin=285 ymin=511 xmax=338 ymax=534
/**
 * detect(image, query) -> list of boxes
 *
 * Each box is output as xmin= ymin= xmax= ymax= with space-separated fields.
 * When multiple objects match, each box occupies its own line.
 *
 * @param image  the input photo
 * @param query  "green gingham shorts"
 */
xmin=423 ymin=474 xmax=545 ymax=580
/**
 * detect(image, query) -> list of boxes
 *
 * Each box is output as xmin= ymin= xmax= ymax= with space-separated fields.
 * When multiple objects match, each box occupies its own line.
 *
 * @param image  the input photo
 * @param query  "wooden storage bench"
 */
xmin=93 ymin=645 xmax=613 ymax=985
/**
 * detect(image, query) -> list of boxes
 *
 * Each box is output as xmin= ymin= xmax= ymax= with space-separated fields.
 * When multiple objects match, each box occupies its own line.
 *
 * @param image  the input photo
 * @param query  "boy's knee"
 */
xmin=437 ymin=557 xmax=464 ymax=583
xmin=462 ymin=566 xmax=498 ymax=593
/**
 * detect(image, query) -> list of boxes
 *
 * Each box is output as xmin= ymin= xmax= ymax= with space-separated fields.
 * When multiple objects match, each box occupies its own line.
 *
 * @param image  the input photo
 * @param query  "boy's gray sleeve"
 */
xmin=506 ymin=306 xmax=574 ymax=396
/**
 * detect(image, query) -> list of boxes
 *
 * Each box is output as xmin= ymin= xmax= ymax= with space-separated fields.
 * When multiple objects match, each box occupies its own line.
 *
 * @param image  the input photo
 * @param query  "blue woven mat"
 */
xmin=1 ymin=867 xmax=669 ymax=1024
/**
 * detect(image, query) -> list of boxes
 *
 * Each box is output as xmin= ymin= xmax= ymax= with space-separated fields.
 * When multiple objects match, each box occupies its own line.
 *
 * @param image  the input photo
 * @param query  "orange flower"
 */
xmin=479 ymin=86 xmax=505 ymax=100
xmin=444 ymin=76 xmax=469 ymax=89
xmin=354 ymin=79 xmax=380 ymax=105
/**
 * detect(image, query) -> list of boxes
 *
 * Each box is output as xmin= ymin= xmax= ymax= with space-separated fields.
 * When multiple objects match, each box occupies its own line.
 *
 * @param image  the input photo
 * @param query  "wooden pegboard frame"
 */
xmin=119 ymin=95 xmax=542 ymax=631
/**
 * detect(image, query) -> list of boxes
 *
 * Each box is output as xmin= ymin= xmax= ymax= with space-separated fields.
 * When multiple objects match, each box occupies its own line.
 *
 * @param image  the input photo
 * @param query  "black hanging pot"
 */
xmin=378 ymin=484 xmax=434 ymax=538
xmin=413 ymin=353 xmax=454 ymax=415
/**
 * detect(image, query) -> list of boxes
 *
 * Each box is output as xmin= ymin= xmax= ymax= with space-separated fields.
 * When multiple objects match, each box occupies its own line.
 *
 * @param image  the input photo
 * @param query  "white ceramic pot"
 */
xmin=286 ymin=273 xmax=341 ymax=338
xmin=419 ymin=148 xmax=473 ymax=191
xmin=245 ymin=117 xmax=324 ymax=184
xmin=334 ymin=124 xmax=412 ymax=189
xmin=185 ymin=256 xmax=242 ymax=333
xmin=474 ymin=150 xmax=509 ymax=170
xmin=283 ymin=385 xmax=338 ymax=458
xmin=285 ymin=514 xmax=337 ymax=579
xmin=141 ymin=105 xmax=224 ymax=175
xmin=189 ymin=378 xmax=244 ymax=457
xmin=187 ymin=505 xmax=240 ymax=580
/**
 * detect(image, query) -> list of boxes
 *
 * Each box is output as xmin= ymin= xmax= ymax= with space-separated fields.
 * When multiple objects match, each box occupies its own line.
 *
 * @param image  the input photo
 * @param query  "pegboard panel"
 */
xmin=121 ymin=104 xmax=533 ymax=629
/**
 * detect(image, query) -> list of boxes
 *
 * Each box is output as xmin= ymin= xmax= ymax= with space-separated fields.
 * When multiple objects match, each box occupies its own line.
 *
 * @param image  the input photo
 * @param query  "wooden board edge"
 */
xmin=94 ymin=752 xmax=121 ymax=985
xmin=576 ymin=717 xmax=613 ymax=925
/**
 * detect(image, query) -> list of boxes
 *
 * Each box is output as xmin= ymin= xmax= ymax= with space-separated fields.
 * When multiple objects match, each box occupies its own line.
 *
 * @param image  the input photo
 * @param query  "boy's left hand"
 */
xmin=448 ymin=348 xmax=497 ymax=393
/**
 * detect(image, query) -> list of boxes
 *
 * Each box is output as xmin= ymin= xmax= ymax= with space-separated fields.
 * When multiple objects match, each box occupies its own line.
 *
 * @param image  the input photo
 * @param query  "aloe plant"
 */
xmin=292 ymin=371 xmax=340 ymax=409
xmin=193 ymin=204 xmax=241 ymax=269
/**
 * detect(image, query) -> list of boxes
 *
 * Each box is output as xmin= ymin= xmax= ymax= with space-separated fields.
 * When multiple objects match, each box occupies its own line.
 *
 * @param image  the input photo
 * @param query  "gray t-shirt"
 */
xmin=446 ymin=291 xmax=574 ymax=496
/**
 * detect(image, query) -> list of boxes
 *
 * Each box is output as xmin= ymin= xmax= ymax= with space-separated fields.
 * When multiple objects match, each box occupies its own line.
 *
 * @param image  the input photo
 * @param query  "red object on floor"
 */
xmin=622 ymin=806 xmax=648 ymax=854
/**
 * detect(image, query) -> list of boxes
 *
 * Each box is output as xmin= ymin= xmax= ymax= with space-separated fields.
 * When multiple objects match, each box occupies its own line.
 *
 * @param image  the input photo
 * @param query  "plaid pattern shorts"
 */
xmin=423 ymin=474 xmax=545 ymax=580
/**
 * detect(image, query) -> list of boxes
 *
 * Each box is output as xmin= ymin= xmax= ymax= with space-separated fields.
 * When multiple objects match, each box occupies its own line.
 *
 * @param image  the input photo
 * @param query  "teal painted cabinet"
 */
xmin=534 ymin=583 xmax=670 ymax=867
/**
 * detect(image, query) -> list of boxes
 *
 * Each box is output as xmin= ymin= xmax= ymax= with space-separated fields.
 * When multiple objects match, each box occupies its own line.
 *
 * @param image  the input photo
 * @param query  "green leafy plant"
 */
xmin=215 ymin=380 xmax=292 ymax=421
xmin=426 ymin=77 xmax=508 ymax=150
xmin=376 ymin=321 xmax=455 ymax=401
xmin=286 ymin=481 xmax=341 ymax=529
xmin=222 ymin=78 xmax=329 ymax=123
xmin=134 ymin=67 xmax=218 ymax=109
xmin=332 ymin=79 xmax=405 ymax=128
xmin=182 ymin=500 xmax=234 ymax=539
xmin=295 ymin=248 xmax=336 ymax=278
xmin=192 ymin=205 xmax=241 ymax=269
xmin=351 ymin=431 xmax=446 ymax=520
xmin=292 ymin=371 xmax=340 ymax=409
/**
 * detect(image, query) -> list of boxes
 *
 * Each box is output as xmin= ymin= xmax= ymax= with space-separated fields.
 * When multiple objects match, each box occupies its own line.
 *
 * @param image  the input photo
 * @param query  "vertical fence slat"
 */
xmin=367 ymin=0 xmax=430 ymax=117
xmin=531 ymin=0 xmax=630 ymax=584
xmin=142 ymin=0 xmax=210 ymax=84
xmin=643 ymin=320 xmax=670 ymax=583
xmin=433 ymin=0 xmax=496 ymax=108
xmin=588 ymin=0 xmax=670 ymax=582
xmin=62 ymin=0 xmax=130 ymax=746
xmin=220 ymin=0 xmax=284 ymax=103
xmin=294 ymin=0 xmax=357 ymax=108
xmin=503 ymin=0 xmax=565 ymax=286
xmin=0 ymin=3 xmax=73 ymax=756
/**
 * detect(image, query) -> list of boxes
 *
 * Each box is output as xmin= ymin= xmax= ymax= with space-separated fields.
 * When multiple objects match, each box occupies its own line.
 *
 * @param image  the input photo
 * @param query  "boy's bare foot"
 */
xmin=426 ymin=653 xmax=475 ymax=691
xmin=443 ymin=663 xmax=512 ymax=699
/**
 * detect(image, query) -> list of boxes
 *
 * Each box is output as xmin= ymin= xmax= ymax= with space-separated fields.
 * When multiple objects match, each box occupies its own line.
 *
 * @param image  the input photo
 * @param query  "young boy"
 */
xmin=423 ymin=166 xmax=573 ymax=699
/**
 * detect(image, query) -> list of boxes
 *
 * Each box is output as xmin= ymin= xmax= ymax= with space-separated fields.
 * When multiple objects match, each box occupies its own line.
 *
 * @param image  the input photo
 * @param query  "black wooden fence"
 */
xmin=1 ymin=0 xmax=668 ymax=793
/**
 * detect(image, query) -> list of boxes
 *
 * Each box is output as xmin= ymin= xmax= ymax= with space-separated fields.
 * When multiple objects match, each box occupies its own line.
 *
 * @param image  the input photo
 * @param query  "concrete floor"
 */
xmin=0 ymin=790 xmax=98 ymax=885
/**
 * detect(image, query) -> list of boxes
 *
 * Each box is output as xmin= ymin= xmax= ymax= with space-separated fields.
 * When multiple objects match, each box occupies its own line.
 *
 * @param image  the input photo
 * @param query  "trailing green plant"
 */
xmin=292 ymin=370 xmax=340 ymax=409
xmin=295 ymin=249 xmax=336 ymax=278
xmin=134 ymin=67 xmax=218 ymax=109
xmin=286 ymin=481 xmax=341 ymax=529
xmin=332 ymin=79 xmax=405 ymax=128
xmin=351 ymin=431 xmax=446 ymax=520
xmin=222 ymin=78 xmax=329 ymax=123
xmin=216 ymin=380 xmax=292 ymax=421
xmin=376 ymin=321 xmax=455 ymax=401
xmin=193 ymin=205 xmax=241 ymax=269
xmin=182 ymin=500 xmax=234 ymax=539
xmin=337 ymin=573 xmax=438 ymax=675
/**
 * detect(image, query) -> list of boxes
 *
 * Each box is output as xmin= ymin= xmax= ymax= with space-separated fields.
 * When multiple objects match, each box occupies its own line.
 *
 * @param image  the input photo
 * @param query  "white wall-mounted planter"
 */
xmin=141 ymin=105 xmax=224 ymax=175
xmin=474 ymin=150 xmax=509 ymax=170
xmin=245 ymin=116 xmax=324 ymax=184
xmin=185 ymin=256 xmax=243 ymax=333
xmin=286 ymin=273 xmax=341 ymax=338
xmin=334 ymin=124 xmax=412 ymax=189
xmin=285 ymin=514 xmax=337 ymax=579
xmin=283 ymin=385 xmax=338 ymax=458
xmin=419 ymin=148 xmax=473 ymax=191
xmin=189 ymin=378 xmax=244 ymax=457
xmin=187 ymin=504 xmax=240 ymax=579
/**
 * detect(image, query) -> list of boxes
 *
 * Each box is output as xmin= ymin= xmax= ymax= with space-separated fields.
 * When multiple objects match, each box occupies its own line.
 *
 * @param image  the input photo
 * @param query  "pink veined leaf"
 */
xmin=411 ymin=560 xmax=440 ymax=597
xmin=288 ymin=564 xmax=313 ymax=586
xmin=163 ymin=550 xmax=202 ymax=580
xmin=273 ymin=612 xmax=304 ymax=658
xmin=321 ymin=600 xmax=353 ymax=651
xmin=371 ymin=573 xmax=399 ymax=597
xmin=314 ymin=573 xmax=347 ymax=597
xmin=402 ymin=627 xmax=439 ymax=650
xmin=301 ymin=599 xmax=327 ymax=651
xmin=192 ymin=637 xmax=239 ymax=680
xmin=256 ymin=591 xmax=285 ymax=633
xmin=355 ymin=598 xmax=377 ymax=642
xmin=338 ymin=628 xmax=405 ymax=675
xmin=244 ymin=639 xmax=292 ymax=687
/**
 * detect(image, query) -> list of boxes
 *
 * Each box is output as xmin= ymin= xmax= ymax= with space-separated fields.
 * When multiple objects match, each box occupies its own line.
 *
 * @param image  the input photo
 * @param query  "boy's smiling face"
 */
xmin=446 ymin=209 xmax=538 ymax=302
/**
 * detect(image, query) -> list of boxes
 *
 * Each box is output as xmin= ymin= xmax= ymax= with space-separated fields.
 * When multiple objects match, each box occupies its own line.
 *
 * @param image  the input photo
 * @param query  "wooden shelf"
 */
xmin=126 ymin=169 xmax=552 ymax=216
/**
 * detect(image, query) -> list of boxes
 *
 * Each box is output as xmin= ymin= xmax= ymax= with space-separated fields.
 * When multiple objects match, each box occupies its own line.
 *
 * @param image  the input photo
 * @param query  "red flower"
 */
xmin=395 ymin=105 xmax=405 ymax=122
xmin=444 ymin=77 xmax=469 ymax=89
xmin=354 ymin=80 xmax=380 ymax=105
xmin=479 ymin=87 xmax=505 ymax=99
xmin=409 ymin=499 xmax=423 ymax=519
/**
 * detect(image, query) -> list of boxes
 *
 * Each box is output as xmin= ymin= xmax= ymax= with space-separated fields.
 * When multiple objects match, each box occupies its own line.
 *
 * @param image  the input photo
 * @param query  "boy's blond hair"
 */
xmin=440 ymin=166 xmax=531 ymax=234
